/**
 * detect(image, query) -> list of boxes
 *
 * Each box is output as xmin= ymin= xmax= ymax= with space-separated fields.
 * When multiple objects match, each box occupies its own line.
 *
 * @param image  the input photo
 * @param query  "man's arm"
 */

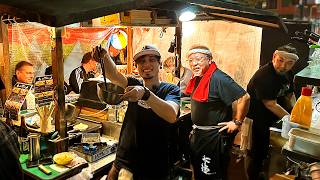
xmin=262 ymin=99 xmax=289 ymax=119
xmin=122 ymin=86 xmax=179 ymax=123
xmin=100 ymin=48 xmax=128 ymax=88
xmin=146 ymin=93 xmax=179 ymax=124
xmin=233 ymin=93 xmax=250 ymax=122
xmin=219 ymin=93 xmax=250 ymax=133
xmin=283 ymin=92 xmax=296 ymax=110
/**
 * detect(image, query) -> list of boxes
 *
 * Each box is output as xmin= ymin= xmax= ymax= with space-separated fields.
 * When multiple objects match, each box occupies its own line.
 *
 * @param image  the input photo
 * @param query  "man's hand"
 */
xmin=218 ymin=121 xmax=240 ymax=133
xmin=92 ymin=46 xmax=108 ymax=61
xmin=122 ymin=86 xmax=145 ymax=102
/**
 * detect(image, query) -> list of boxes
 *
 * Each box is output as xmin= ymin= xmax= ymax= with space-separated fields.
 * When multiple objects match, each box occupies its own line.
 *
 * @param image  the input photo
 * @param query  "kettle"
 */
xmin=28 ymin=133 xmax=41 ymax=161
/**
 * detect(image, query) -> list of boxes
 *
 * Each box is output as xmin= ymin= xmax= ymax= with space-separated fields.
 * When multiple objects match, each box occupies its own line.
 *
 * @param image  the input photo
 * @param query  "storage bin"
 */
xmin=288 ymin=128 xmax=320 ymax=158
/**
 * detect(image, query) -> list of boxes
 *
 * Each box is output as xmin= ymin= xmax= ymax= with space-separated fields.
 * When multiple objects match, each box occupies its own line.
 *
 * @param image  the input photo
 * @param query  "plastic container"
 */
xmin=288 ymin=128 xmax=320 ymax=157
xmin=290 ymin=87 xmax=312 ymax=128
xmin=281 ymin=115 xmax=299 ymax=139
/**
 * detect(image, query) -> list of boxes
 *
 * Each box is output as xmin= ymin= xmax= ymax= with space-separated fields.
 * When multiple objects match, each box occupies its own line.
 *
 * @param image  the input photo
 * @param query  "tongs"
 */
xmin=95 ymin=45 xmax=108 ymax=90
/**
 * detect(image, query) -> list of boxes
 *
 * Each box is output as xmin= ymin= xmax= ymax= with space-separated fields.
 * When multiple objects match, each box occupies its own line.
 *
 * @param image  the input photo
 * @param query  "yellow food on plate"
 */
xmin=73 ymin=123 xmax=88 ymax=131
xmin=53 ymin=152 xmax=74 ymax=165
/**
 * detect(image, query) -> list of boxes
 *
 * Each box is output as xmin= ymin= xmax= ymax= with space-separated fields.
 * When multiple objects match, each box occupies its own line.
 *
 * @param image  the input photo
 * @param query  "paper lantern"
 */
xmin=110 ymin=30 xmax=127 ymax=50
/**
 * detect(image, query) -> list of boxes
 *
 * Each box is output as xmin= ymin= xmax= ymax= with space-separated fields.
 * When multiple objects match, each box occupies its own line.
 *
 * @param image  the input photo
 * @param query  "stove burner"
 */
xmin=69 ymin=142 xmax=117 ymax=162
xmin=83 ymin=144 xmax=97 ymax=154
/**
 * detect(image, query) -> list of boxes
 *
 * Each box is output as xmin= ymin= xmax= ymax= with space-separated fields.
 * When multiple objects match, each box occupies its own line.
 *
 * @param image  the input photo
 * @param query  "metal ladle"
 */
xmin=96 ymin=44 xmax=108 ymax=91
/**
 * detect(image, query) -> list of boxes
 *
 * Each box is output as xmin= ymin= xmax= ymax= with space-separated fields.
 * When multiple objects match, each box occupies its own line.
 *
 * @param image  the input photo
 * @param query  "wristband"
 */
xmin=141 ymin=86 xmax=151 ymax=101
xmin=233 ymin=119 xmax=242 ymax=126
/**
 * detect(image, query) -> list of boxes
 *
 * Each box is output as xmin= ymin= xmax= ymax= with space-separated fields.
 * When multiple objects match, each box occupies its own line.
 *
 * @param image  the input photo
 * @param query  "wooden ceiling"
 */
xmin=0 ymin=0 xmax=287 ymax=32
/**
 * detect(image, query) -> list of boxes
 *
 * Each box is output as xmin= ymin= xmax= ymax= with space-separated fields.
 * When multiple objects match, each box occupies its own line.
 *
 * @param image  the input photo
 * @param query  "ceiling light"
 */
xmin=179 ymin=11 xmax=196 ymax=22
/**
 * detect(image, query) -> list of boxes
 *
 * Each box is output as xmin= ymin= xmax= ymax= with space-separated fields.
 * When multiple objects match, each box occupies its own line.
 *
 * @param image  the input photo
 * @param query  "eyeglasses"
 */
xmin=187 ymin=56 xmax=208 ymax=64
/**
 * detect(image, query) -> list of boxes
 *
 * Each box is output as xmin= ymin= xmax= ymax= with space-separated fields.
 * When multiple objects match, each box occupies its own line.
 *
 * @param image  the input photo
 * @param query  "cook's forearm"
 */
xmin=146 ymin=93 xmax=179 ymax=123
xmin=234 ymin=93 xmax=250 ymax=121
xmin=102 ymin=54 xmax=127 ymax=88
xmin=263 ymin=100 xmax=289 ymax=118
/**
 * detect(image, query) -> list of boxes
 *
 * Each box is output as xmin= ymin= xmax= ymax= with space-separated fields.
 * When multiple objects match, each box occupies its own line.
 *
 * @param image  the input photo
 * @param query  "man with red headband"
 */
xmin=185 ymin=45 xmax=250 ymax=179
xmin=246 ymin=44 xmax=298 ymax=180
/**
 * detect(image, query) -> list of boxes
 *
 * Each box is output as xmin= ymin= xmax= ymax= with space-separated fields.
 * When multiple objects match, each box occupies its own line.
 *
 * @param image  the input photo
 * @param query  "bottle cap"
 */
xmin=301 ymin=87 xmax=312 ymax=96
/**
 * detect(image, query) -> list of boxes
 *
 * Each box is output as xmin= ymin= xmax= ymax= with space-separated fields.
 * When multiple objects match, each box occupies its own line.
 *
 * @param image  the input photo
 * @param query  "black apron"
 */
xmin=190 ymin=127 xmax=235 ymax=180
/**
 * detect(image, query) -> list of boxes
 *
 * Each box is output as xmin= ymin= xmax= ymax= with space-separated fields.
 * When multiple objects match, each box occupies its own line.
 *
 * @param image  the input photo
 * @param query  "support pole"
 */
xmin=0 ymin=21 xmax=10 ymax=98
xmin=127 ymin=26 xmax=133 ymax=74
xmin=51 ymin=27 xmax=66 ymax=152
xmin=175 ymin=22 xmax=182 ymax=78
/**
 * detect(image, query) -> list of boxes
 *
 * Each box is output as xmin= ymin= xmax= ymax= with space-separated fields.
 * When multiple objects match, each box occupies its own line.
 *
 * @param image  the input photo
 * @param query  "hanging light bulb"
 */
xmin=179 ymin=11 xmax=196 ymax=22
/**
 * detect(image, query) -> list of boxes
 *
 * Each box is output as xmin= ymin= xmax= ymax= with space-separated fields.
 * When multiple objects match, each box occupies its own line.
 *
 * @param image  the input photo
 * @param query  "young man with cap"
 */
xmin=246 ymin=44 xmax=298 ymax=180
xmin=69 ymin=52 xmax=99 ymax=94
xmin=185 ymin=45 xmax=250 ymax=180
xmin=96 ymin=45 xmax=180 ymax=180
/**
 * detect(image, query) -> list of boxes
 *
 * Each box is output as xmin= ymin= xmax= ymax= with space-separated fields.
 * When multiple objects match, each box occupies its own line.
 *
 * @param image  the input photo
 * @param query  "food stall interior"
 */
xmin=0 ymin=0 xmax=293 ymax=179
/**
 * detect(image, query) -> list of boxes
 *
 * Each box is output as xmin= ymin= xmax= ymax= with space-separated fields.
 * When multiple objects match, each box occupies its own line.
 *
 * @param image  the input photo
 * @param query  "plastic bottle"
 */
xmin=19 ymin=116 xmax=29 ymax=153
xmin=290 ymin=87 xmax=313 ymax=128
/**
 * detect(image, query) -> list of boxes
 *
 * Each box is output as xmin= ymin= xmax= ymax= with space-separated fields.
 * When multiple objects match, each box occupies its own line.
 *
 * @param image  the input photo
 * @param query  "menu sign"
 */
xmin=4 ymin=83 xmax=33 ymax=120
xmin=34 ymin=75 xmax=54 ymax=107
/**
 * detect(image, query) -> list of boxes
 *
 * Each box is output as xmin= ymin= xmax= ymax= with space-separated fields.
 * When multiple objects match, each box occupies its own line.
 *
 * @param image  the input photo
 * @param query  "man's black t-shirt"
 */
xmin=0 ymin=78 xmax=4 ymax=90
xmin=191 ymin=69 xmax=246 ymax=126
xmin=114 ymin=77 xmax=180 ymax=178
xmin=69 ymin=66 xmax=94 ymax=94
xmin=0 ymin=121 xmax=23 ymax=180
xmin=247 ymin=62 xmax=294 ymax=124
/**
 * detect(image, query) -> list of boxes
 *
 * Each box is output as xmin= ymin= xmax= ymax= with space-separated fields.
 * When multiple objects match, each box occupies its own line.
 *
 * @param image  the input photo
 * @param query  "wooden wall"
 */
xmin=132 ymin=20 xmax=262 ymax=88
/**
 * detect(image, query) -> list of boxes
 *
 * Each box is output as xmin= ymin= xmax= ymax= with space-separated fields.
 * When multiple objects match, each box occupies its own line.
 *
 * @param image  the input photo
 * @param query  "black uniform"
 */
xmin=0 ymin=121 xmax=23 ymax=180
xmin=190 ymin=69 xmax=246 ymax=180
xmin=0 ymin=78 xmax=4 ymax=90
xmin=114 ymin=77 xmax=180 ymax=180
xmin=246 ymin=62 xmax=294 ymax=179
xmin=69 ymin=66 xmax=94 ymax=94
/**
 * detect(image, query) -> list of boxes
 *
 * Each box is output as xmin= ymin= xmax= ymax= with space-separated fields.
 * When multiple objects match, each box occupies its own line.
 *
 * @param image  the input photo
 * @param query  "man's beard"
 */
xmin=142 ymin=76 xmax=153 ymax=80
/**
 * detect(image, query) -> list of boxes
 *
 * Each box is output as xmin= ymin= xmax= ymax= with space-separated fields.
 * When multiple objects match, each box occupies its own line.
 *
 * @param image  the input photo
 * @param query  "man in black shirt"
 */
xmin=0 ymin=78 xmax=5 ymax=106
xmin=96 ymin=45 xmax=180 ymax=180
xmin=69 ymin=52 xmax=98 ymax=94
xmin=185 ymin=45 xmax=250 ymax=179
xmin=246 ymin=44 xmax=298 ymax=180
xmin=0 ymin=121 xmax=23 ymax=180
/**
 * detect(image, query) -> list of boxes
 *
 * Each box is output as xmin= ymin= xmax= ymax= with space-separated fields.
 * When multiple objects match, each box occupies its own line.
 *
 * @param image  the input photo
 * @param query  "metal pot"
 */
xmin=97 ymin=82 xmax=124 ymax=105
xmin=28 ymin=133 xmax=41 ymax=161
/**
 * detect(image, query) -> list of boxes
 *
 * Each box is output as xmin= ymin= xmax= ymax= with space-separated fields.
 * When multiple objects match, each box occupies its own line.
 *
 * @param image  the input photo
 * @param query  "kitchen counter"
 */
xmin=20 ymin=154 xmax=88 ymax=180
xmin=282 ymin=142 xmax=320 ymax=163
xmin=89 ymin=153 xmax=116 ymax=176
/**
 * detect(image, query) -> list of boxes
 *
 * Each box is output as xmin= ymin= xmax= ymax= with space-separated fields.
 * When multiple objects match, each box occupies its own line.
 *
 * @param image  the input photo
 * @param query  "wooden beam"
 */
xmin=0 ymin=22 xmax=10 ymax=99
xmin=175 ymin=22 xmax=182 ymax=78
xmin=51 ymin=27 xmax=66 ymax=152
xmin=127 ymin=26 xmax=133 ymax=74
xmin=0 ymin=4 xmax=54 ymax=26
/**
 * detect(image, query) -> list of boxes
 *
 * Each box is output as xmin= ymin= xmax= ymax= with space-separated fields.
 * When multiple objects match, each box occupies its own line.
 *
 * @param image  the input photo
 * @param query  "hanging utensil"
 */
xmin=96 ymin=45 xmax=108 ymax=90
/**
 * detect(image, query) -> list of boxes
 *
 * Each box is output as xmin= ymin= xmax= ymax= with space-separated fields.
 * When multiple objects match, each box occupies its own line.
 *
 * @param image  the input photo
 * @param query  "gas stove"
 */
xmin=69 ymin=138 xmax=117 ymax=162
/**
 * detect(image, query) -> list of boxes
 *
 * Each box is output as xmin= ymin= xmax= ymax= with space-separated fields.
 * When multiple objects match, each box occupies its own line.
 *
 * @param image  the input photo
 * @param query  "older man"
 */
xmin=12 ymin=61 xmax=35 ymax=110
xmin=96 ymin=44 xmax=180 ymax=180
xmin=246 ymin=44 xmax=298 ymax=180
xmin=12 ymin=61 xmax=35 ymax=85
xmin=185 ymin=45 xmax=250 ymax=179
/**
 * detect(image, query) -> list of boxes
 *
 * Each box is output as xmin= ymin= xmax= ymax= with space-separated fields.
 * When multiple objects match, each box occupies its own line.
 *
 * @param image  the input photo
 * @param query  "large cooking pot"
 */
xmin=97 ymin=82 xmax=124 ymax=105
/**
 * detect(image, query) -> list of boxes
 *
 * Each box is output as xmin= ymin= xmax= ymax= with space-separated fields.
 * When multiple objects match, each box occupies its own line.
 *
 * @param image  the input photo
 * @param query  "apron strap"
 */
xmin=192 ymin=124 xmax=222 ymax=130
